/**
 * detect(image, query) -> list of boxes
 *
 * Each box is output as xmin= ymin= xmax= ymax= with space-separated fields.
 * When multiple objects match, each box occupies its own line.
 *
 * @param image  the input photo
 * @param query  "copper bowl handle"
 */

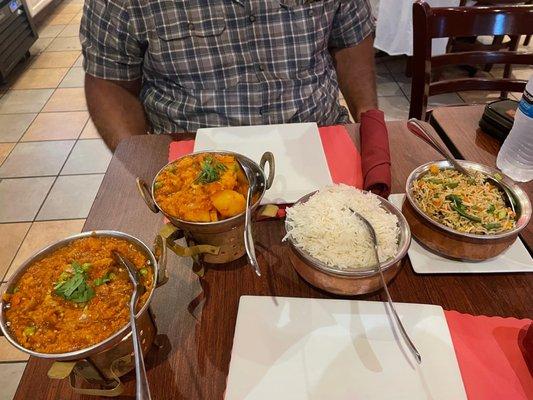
xmin=260 ymin=152 xmax=275 ymax=190
xmin=153 ymin=235 xmax=168 ymax=287
xmin=136 ymin=178 xmax=159 ymax=214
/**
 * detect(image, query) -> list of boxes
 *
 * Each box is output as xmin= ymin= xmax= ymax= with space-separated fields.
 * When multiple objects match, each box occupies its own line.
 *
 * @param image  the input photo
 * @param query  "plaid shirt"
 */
xmin=81 ymin=0 xmax=375 ymax=133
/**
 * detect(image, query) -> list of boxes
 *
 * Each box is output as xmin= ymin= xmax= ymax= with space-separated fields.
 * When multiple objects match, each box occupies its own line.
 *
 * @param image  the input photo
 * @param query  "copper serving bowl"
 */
xmin=403 ymin=160 xmax=531 ymax=261
xmin=284 ymin=191 xmax=411 ymax=296
xmin=137 ymin=151 xmax=275 ymax=264
xmin=0 ymin=231 xmax=167 ymax=396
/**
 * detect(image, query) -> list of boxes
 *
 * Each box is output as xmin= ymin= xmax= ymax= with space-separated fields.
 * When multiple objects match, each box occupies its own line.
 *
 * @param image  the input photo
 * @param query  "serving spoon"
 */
xmin=348 ymin=209 xmax=422 ymax=364
xmin=236 ymin=159 xmax=261 ymax=277
xmin=407 ymin=118 xmax=516 ymax=214
xmin=112 ymin=252 xmax=152 ymax=400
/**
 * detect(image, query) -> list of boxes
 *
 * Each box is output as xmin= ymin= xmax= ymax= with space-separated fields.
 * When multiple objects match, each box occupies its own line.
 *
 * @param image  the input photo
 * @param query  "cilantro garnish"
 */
xmin=194 ymin=156 xmax=227 ymax=184
xmin=54 ymin=261 xmax=95 ymax=303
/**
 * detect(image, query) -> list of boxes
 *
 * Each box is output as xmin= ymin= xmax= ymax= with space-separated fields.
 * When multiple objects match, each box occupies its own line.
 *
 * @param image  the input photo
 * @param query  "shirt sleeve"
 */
xmin=328 ymin=0 xmax=376 ymax=49
xmin=80 ymin=0 xmax=143 ymax=80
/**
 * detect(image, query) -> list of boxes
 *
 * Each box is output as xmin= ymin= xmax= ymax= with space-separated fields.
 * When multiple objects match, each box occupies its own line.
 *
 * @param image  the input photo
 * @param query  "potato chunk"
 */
xmin=211 ymin=190 xmax=246 ymax=218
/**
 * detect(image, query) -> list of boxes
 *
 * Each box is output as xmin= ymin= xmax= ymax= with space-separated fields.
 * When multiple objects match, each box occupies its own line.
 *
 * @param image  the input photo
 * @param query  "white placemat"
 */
xmin=226 ymin=296 xmax=467 ymax=400
xmin=195 ymin=123 xmax=332 ymax=204
xmin=389 ymin=194 xmax=533 ymax=274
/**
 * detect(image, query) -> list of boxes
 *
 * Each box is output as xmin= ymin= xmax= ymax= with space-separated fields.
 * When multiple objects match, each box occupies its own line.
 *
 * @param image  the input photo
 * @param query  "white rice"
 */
xmin=283 ymin=184 xmax=400 ymax=270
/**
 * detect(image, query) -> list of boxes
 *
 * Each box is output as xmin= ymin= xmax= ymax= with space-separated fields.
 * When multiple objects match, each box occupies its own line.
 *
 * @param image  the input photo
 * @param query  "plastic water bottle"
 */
xmin=496 ymin=75 xmax=533 ymax=182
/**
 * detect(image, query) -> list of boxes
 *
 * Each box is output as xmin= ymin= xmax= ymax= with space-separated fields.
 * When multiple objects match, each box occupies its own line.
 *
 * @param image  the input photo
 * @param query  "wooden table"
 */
xmin=14 ymin=121 xmax=533 ymax=400
xmin=432 ymin=105 xmax=533 ymax=250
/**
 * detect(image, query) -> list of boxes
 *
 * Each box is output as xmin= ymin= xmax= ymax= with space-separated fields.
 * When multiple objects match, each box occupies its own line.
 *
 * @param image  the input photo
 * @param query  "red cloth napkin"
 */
xmin=360 ymin=109 xmax=391 ymax=198
xmin=168 ymin=127 xmax=363 ymax=188
xmin=444 ymin=310 xmax=533 ymax=399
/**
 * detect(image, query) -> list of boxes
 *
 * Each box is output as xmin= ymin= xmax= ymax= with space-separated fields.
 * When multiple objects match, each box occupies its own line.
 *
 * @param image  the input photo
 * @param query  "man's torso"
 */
xmin=88 ymin=0 xmax=358 ymax=132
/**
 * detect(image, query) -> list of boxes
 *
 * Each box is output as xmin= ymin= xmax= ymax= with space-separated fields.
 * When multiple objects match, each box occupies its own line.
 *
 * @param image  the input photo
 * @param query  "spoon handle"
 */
xmin=244 ymin=186 xmax=261 ymax=276
xmin=348 ymin=209 xmax=421 ymax=364
xmin=130 ymin=303 xmax=152 ymax=400
xmin=407 ymin=119 xmax=470 ymax=177
xmin=375 ymin=253 xmax=422 ymax=364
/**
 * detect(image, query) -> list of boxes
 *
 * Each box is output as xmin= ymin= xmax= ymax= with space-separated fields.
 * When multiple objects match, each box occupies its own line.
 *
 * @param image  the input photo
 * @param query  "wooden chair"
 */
xmin=409 ymin=1 xmax=533 ymax=120
xmin=474 ymin=0 xmax=533 ymax=48
xmin=452 ymin=0 xmax=531 ymax=75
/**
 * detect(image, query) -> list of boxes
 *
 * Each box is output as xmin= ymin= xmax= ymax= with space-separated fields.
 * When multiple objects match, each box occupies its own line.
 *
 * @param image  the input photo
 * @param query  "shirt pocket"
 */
xmin=151 ymin=4 xmax=240 ymax=90
xmin=274 ymin=1 xmax=329 ymax=73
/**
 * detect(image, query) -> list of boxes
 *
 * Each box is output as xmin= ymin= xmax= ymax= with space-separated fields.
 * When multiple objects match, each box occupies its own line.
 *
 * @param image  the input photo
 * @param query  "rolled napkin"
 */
xmin=360 ymin=109 xmax=391 ymax=198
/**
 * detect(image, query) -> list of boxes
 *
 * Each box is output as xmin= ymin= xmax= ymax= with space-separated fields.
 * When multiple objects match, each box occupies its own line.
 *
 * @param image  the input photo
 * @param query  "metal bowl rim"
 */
xmin=404 ymin=160 xmax=532 ymax=240
xmin=0 ymin=230 xmax=158 ymax=360
xmin=284 ymin=190 xmax=412 ymax=278
xmin=150 ymin=150 xmax=268 ymax=227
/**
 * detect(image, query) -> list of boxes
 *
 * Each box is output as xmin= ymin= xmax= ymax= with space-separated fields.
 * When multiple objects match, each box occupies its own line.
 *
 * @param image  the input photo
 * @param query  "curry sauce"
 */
xmin=3 ymin=237 xmax=153 ymax=354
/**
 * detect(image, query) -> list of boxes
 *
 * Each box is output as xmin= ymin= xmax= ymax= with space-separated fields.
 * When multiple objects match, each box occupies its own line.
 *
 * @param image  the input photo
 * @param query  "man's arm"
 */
xmin=85 ymin=75 xmax=147 ymax=151
xmin=332 ymin=35 xmax=378 ymax=122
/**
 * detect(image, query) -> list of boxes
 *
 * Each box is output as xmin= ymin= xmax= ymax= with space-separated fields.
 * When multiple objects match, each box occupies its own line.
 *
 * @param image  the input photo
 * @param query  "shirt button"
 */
xmin=188 ymin=22 xmax=195 ymax=30
xmin=308 ymin=9 xmax=314 ymax=16
xmin=258 ymin=64 xmax=264 ymax=71
xmin=249 ymin=15 xmax=256 ymax=22
xmin=259 ymin=107 xmax=267 ymax=115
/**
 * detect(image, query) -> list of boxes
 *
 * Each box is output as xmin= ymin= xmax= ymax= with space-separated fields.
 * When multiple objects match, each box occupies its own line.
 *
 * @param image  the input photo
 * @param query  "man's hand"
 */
xmin=85 ymin=75 xmax=148 ymax=151
xmin=331 ymin=35 xmax=378 ymax=122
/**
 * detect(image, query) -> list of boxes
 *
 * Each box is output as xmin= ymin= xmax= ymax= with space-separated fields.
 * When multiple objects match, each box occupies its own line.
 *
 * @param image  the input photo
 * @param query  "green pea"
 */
xmin=58 ymin=271 xmax=70 ymax=282
xmin=23 ymin=326 xmax=36 ymax=336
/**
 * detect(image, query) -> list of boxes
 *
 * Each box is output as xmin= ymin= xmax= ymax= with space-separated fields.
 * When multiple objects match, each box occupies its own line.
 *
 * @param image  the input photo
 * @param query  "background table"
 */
xmin=373 ymin=0 xmax=461 ymax=56
xmin=14 ymin=121 xmax=533 ymax=400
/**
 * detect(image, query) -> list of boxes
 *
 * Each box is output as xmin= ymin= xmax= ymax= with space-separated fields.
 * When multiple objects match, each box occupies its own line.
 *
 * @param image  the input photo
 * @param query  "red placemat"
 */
xmin=444 ymin=311 xmax=533 ymax=399
xmin=168 ymin=126 xmax=363 ymax=188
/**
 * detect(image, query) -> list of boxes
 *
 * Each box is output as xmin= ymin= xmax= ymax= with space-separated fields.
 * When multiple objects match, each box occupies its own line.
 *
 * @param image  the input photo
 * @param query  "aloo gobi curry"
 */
xmin=3 ymin=236 xmax=153 ymax=354
xmin=154 ymin=153 xmax=249 ymax=222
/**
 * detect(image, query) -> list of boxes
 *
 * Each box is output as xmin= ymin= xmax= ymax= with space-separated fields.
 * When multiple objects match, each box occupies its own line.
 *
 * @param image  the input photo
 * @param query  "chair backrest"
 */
xmin=461 ymin=1 xmax=530 ymax=4
xmin=460 ymin=0 xmax=532 ymax=5
xmin=409 ymin=1 xmax=533 ymax=120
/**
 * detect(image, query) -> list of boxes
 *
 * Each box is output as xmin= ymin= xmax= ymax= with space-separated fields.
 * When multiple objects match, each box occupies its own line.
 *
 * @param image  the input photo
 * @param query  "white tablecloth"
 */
xmin=373 ymin=0 xmax=461 ymax=56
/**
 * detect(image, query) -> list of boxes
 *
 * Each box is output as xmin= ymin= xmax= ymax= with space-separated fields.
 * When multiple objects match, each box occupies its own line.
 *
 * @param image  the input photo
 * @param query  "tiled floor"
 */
xmin=0 ymin=1 xmax=532 ymax=398
xmin=0 ymin=2 xmax=107 ymax=398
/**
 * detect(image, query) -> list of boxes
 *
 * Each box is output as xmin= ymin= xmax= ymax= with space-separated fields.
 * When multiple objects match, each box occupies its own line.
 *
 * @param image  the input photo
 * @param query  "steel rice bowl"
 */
xmin=0 ymin=230 xmax=163 ymax=361
xmin=284 ymin=191 xmax=411 ymax=296
xmin=404 ymin=160 xmax=531 ymax=261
